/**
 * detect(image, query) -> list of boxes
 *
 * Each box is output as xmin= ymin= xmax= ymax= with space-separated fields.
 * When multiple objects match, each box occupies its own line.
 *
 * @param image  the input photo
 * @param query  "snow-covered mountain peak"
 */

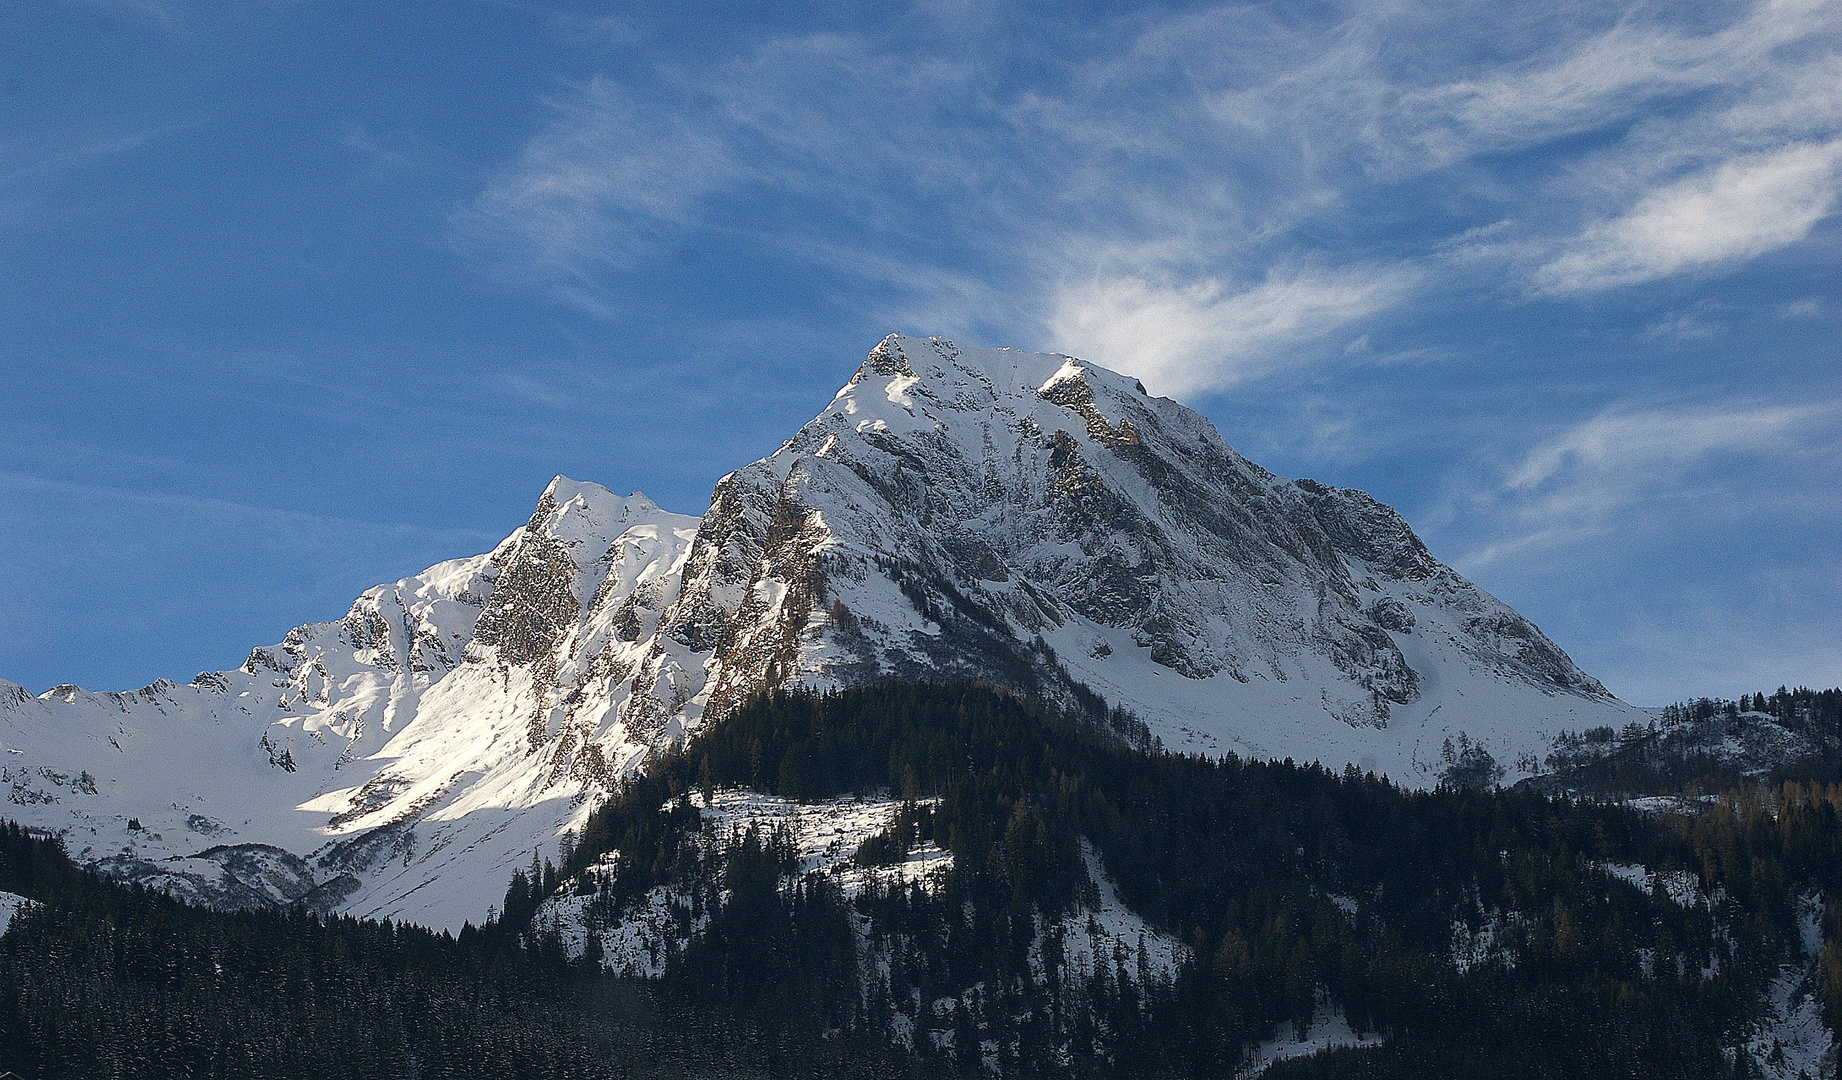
xmin=1036 ymin=357 xmax=1092 ymax=394
xmin=842 ymin=333 xmax=1139 ymax=417
xmin=541 ymin=474 xmax=616 ymax=504
xmin=639 ymin=334 xmax=1632 ymax=763
xmin=825 ymin=335 xmax=1214 ymax=472
xmin=0 ymin=678 xmax=29 ymax=707
xmin=527 ymin=476 xmax=676 ymax=549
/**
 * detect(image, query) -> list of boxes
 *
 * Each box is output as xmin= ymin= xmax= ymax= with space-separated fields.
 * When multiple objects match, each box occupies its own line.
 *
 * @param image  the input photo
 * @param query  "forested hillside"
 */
xmin=1536 ymin=686 xmax=1842 ymax=796
xmin=523 ymin=684 xmax=1842 ymax=1077
xmin=0 ymin=822 xmax=914 ymax=1080
xmin=6 ymin=683 xmax=1842 ymax=1078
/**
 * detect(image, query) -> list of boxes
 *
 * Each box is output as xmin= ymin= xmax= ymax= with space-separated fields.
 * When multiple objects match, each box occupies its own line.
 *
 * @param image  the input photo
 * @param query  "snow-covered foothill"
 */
xmin=0 ymin=479 xmax=700 ymax=930
xmin=534 ymin=791 xmax=1190 ymax=1015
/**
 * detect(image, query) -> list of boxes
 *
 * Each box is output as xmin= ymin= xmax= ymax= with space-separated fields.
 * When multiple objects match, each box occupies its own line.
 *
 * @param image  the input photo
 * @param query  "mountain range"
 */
xmin=0 ymin=334 xmax=1647 ymax=930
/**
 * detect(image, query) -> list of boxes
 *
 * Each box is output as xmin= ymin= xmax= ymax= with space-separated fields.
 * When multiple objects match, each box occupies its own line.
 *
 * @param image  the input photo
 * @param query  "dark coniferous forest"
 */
xmin=7 ymin=682 xmax=1842 ymax=1078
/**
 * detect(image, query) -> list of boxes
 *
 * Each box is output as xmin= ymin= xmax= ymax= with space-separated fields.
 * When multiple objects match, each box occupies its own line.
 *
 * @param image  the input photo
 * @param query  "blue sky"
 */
xmin=2 ymin=0 xmax=1838 ymax=705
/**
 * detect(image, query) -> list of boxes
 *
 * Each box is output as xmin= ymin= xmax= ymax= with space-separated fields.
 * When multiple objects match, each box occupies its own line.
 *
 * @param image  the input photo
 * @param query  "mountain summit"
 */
xmin=0 ymin=335 xmax=1644 ymax=927
xmin=629 ymin=335 xmax=1618 ymax=750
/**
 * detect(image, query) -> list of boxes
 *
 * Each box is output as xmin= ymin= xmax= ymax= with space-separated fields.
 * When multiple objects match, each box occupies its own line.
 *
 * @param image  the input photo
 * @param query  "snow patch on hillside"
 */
xmin=1452 ymin=912 xmax=1520 ymax=974
xmin=1744 ymin=894 xmax=1835 ymax=1080
xmin=1033 ymin=842 xmax=1187 ymax=989
xmin=697 ymin=789 xmax=952 ymax=893
xmin=1598 ymin=861 xmax=1710 ymax=908
xmin=0 ymin=891 xmax=31 ymax=937
xmin=1236 ymin=995 xmax=1382 ymax=1077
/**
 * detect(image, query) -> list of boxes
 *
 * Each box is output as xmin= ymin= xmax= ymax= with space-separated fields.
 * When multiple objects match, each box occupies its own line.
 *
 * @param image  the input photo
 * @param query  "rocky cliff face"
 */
xmin=0 ymin=335 xmax=1645 ymax=928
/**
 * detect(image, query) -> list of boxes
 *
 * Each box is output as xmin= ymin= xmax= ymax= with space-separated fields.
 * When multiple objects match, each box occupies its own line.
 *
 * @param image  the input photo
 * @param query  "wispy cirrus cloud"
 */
xmin=457 ymin=76 xmax=749 ymax=279
xmin=1401 ymin=0 xmax=1839 ymax=159
xmin=0 ymin=470 xmax=502 ymax=551
xmin=457 ymin=0 xmax=1842 ymax=393
xmin=1 ymin=120 xmax=201 ymax=186
xmin=0 ymin=469 xmax=509 ymax=692
xmin=1428 ymin=0 xmax=1842 ymax=292
xmin=1451 ymin=398 xmax=1842 ymax=570
xmin=1422 ymin=395 xmax=1842 ymax=699
xmin=68 ymin=0 xmax=180 ymax=32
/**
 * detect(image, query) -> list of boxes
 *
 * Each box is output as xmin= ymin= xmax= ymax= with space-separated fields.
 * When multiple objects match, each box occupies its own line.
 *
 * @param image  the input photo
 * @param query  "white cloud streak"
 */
xmin=1533 ymin=140 xmax=1842 ymax=292
xmin=1045 ymin=265 xmax=1420 ymax=397
xmin=1456 ymin=399 xmax=1842 ymax=569
xmin=0 ymin=470 xmax=503 ymax=551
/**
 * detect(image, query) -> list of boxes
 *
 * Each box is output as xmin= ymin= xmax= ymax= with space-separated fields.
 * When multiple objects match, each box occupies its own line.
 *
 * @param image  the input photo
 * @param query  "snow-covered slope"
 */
xmin=0 ymin=334 xmax=1647 ymax=928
